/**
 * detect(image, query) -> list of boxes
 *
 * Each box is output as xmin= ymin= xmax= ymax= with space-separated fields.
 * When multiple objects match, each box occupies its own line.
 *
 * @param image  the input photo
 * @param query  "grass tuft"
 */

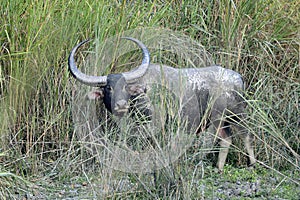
xmin=0 ymin=0 xmax=299 ymax=199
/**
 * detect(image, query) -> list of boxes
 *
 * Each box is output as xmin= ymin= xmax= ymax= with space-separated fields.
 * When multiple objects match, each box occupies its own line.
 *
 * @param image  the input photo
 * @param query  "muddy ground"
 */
xmin=15 ymin=164 xmax=299 ymax=200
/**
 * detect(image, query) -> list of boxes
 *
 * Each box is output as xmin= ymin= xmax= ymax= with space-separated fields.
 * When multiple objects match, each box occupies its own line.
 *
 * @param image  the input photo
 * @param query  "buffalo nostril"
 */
xmin=115 ymin=100 xmax=128 ymax=109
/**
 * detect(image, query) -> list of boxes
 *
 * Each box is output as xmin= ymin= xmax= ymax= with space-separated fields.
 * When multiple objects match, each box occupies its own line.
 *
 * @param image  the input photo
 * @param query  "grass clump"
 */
xmin=0 ymin=0 xmax=299 ymax=199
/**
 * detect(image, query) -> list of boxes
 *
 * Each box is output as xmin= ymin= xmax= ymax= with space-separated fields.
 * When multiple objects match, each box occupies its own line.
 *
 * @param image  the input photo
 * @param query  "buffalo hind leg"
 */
xmin=217 ymin=127 xmax=232 ymax=171
xmin=243 ymin=132 xmax=256 ymax=166
xmin=234 ymin=122 xmax=256 ymax=167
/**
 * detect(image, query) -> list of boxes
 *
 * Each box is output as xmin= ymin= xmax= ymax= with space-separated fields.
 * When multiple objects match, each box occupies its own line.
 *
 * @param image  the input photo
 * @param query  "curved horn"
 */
xmin=68 ymin=40 xmax=107 ymax=86
xmin=121 ymin=37 xmax=150 ymax=83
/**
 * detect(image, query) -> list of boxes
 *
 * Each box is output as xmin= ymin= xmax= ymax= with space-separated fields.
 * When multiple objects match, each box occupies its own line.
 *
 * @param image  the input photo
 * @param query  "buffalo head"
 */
xmin=68 ymin=37 xmax=150 ymax=117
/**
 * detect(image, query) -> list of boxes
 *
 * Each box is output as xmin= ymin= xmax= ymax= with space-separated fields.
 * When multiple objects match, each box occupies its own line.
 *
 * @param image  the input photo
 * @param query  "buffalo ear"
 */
xmin=87 ymin=89 xmax=104 ymax=100
xmin=127 ymin=84 xmax=146 ymax=96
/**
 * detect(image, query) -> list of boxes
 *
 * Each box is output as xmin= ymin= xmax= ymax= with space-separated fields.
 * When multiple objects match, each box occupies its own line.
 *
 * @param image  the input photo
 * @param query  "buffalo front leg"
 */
xmin=217 ymin=128 xmax=232 ymax=171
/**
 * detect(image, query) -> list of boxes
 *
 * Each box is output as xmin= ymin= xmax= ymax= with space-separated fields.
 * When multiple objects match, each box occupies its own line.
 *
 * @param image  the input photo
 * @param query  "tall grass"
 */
xmin=1 ymin=0 xmax=299 ymax=198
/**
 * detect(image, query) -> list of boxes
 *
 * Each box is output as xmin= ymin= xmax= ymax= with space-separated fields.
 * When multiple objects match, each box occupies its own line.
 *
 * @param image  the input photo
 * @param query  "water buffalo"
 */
xmin=68 ymin=37 xmax=255 ymax=171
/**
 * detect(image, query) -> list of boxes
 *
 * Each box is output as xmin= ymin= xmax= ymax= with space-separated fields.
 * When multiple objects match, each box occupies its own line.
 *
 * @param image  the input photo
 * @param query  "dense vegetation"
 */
xmin=1 ymin=0 xmax=299 ymax=199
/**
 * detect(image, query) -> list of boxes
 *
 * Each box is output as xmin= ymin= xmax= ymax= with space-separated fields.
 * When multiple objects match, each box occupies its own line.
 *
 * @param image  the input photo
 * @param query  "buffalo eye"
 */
xmin=105 ymin=85 xmax=113 ymax=92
